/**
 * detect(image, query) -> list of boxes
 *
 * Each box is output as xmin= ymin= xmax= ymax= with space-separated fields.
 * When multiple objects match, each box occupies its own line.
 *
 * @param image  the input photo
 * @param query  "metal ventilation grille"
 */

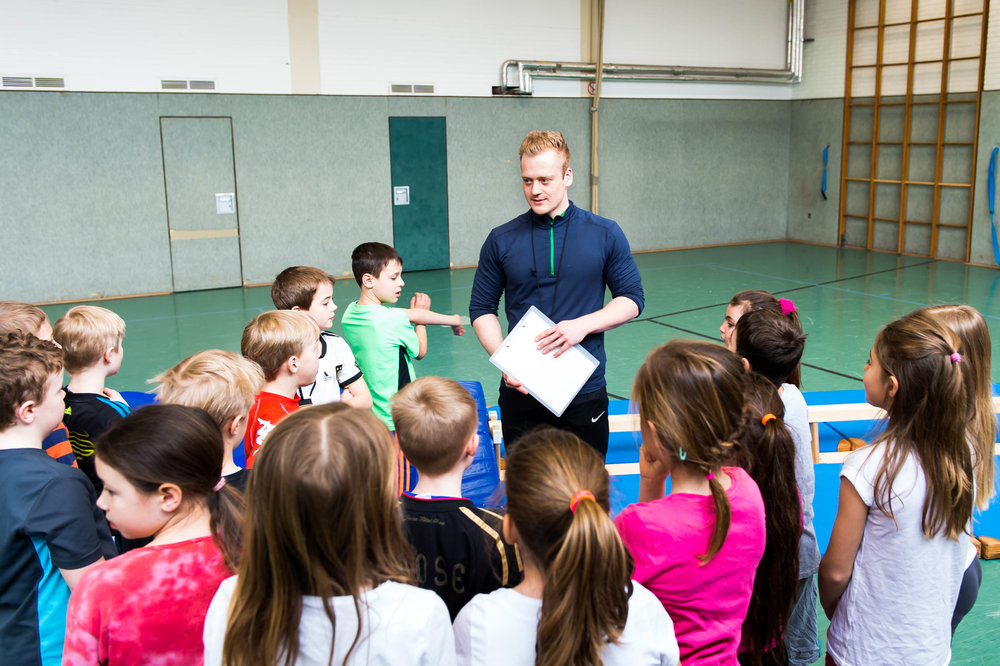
xmin=161 ymin=80 xmax=188 ymax=90
xmin=390 ymin=83 xmax=434 ymax=94
xmin=3 ymin=77 xmax=33 ymax=87
xmin=34 ymin=77 xmax=65 ymax=88
xmin=189 ymin=80 xmax=215 ymax=90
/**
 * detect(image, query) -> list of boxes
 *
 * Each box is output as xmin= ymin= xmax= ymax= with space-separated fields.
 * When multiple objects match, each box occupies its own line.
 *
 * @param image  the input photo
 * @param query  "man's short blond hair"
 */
xmin=0 ymin=301 xmax=49 ymax=337
xmin=392 ymin=376 xmax=478 ymax=476
xmin=271 ymin=266 xmax=335 ymax=311
xmin=52 ymin=306 xmax=125 ymax=375
xmin=152 ymin=350 xmax=265 ymax=430
xmin=519 ymin=130 xmax=571 ymax=173
xmin=240 ymin=310 xmax=319 ymax=382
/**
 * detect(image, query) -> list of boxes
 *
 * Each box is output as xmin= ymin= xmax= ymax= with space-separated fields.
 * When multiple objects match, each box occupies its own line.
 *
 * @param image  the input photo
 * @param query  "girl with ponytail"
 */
xmin=615 ymin=340 xmax=766 ymax=665
xmin=453 ymin=428 xmax=679 ymax=666
xmin=63 ymin=404 xmax=244 ymax=665
xmin=732 ymin=372 xmax=802 ymax=665
xmin=819 ymin=311 xmax=974 ymax=665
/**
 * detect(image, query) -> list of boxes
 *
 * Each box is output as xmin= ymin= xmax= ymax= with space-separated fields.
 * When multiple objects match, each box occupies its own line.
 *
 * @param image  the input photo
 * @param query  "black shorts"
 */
xmin=497 ymin=385 xmax=609 ymax=459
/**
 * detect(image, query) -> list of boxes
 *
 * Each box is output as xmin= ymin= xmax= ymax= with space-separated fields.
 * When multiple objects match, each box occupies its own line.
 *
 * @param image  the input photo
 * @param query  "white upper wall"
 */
xmin=0 ymin=0 xmax=291 ymax=93
xmin=0 ymin=0 xmax=995 ymax=99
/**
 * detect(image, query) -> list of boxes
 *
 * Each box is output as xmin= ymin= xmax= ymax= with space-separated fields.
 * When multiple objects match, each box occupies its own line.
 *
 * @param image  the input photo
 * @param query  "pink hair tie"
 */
xmin=778 ymin=298 xmax=796 ymax=316
xmin=950 ymin=352 xmax=962 ymax=363
xmin=569 ymin=490 xmax=596 ymax=514
xmin=213 ymin=477 xmax=226 ymax=492
xmin=706 ymin=472 xmax=715 ymax=481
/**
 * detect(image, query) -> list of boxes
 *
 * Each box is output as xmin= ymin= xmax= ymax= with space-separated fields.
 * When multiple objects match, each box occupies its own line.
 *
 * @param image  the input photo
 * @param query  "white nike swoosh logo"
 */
xmin=591 ymin=411 xmax=605 ymax=423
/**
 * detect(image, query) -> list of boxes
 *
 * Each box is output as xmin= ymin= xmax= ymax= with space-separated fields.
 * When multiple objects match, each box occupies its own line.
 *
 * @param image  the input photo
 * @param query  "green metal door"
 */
xmin=389 ymin=117 xmax=449 ymax=271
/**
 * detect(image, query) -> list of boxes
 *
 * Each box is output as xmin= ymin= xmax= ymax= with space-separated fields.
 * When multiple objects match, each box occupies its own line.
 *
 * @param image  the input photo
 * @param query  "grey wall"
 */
xmin=601 ymin=99 xmax=791 ymax=250
xmin=787 ymin=98 xmax=844 ymax=245
xmin=971 ymin=90 xmax=1000 ymax=267
xmin=1 ymin=91 xmax=798 ymax=303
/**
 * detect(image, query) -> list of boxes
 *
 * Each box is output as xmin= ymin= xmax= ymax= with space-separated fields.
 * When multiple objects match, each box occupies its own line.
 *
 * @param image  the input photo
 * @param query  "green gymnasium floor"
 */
xmin=39 ymin=241 xmax=1000 ymax=662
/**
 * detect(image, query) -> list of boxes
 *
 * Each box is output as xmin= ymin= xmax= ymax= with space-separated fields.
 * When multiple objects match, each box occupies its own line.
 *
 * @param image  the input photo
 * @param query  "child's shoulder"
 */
xmin=63 ymin=388 xmax=130 ymax=421
xmin=402 ymin=495 xmax=502 ymax=526
xmin=0 ymin=450 xmax=98 ymax=530
xmin=0 ymin=447 xmax=88 ymax=480
xmin=343 ymin=301 xmax=405 ymax=323
xmin=318 ymin=330 xmax=357 ymax=360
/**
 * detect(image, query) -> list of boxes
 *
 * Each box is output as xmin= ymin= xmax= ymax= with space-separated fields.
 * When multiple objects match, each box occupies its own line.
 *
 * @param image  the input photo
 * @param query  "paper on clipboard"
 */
xmin=489 ymin=306 xmax=599 ymax=417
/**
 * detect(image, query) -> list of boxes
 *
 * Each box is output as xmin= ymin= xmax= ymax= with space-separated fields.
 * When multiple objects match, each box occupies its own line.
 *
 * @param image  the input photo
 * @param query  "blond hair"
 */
xmin=152 ymin=350 xmax=265 ymax=431
xmin=519 ymin=130 xmax=570 ymax=173
xmin=0 ymin=301 xmax=48 ymax=337
xmin=240 ymin=311 xmax=319 ymax=382
xmin=0 ymin=332 xmax=63 ymax=431
xmin=52 ymin=305 xmax=125 ymax=374
xmin=271 ymin=266 xmax=335 ymax=311
xmin=923 ymin=304 xmax=996 ymax=510
xmin=392 ymin=376 xmax=478 ymax=476
xmin=506 ymin=428 xmax=631 ymax=666
xmin=222 ymin=404 xmax=413 ymax=666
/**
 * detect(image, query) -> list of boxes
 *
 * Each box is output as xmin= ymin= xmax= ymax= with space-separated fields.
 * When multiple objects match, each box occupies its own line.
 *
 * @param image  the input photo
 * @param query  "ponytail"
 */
xmin=702 ymin=472 xmax=732 ymax=564
xmin=733 ymin=372 xmax=802 ymax=660
xmin=537 ymin=496 xmax=631 ymax=666
xmin=207 ymin=483 xmax=244 ymax=570
xmin=506 ymin=429 xmax=634 ymax=666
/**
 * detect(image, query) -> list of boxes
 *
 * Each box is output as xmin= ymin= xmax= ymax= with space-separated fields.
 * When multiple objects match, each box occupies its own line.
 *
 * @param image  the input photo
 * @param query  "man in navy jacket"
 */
xmin=469 ymin=130 xmax=643 ymax=458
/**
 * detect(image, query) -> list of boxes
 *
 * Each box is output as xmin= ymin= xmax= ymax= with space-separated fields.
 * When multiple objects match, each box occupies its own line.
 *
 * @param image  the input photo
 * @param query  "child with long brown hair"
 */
xmin=453 ymin=428 xmax=679 ymax=666
xmin=922 ymin=304 xmax=994 ymax=634
xmin=615 ymin=340 xmax=766 ymax=665
xmin=819 ymin=311 xmax=974 ymax=664
xmin=203 ymin=403 xmax=454 ymax=666
xmin=732 ymin=372 xmax=802 ymax=665
xmin=62 ymin=404 xmax=244 ymax=665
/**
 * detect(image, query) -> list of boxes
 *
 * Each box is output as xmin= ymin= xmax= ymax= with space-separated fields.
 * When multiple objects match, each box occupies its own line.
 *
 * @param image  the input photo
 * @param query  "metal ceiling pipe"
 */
xmin=497 ymin=0 xmax=803 ymax=94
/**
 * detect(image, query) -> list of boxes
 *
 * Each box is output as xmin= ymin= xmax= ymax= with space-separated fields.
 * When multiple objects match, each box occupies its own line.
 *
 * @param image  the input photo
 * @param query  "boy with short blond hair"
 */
xmin=240 ymin=310 xmax=320 ymax=467
xmin=392 ymin=376 xmax=521 ymax=620
xmin=271 ymin=265 xmax=372 ymax=409
xmin=342 ymin=242 xmax=465 ymax=431
xmin=0 ymin=332 xmax=117 ymax=664
xmin=152 ymin=349 xmax=265 ymax=491
xmin=0 ymin=300 xmax=75 ymax=467
xmin=52 ymin=305 xmax=130 ymax=492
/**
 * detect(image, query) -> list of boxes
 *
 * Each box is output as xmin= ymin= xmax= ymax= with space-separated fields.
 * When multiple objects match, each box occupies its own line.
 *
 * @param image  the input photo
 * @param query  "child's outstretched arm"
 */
xmin=404 ymin=292 xmax=466 ymax=336
xmin=818 ymin=477 xmax=868 ymax=618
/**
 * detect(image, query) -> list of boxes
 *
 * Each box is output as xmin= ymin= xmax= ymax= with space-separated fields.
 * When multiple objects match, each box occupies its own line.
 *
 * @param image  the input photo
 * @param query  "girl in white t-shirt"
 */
xmin=203 ymin=403 xmax=454 ymax=666
xmin=453 ymin=428 xmax=679 ymax=666
xmin=819 ymin=311 xmax=975 ymax=665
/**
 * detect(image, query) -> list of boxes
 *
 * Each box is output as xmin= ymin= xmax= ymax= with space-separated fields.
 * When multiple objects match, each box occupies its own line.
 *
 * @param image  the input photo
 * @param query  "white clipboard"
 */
xmin=489 ymin=306 xmax=599 ymax=417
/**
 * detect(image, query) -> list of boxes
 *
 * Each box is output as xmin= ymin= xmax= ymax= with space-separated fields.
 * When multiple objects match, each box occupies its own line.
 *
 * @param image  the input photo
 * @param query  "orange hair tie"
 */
xmin=761 ymin=413 xmax=777 ymax=427
xmin=569 ymin=490 xmax=596 ymax=514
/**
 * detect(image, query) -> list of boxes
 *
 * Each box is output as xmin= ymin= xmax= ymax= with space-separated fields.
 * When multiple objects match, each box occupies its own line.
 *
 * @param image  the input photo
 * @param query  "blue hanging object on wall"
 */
xmin=989 ymin=147 xmax=1000 ymax=266
xmin=821 ymin=144 xmax=829 ymax=200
